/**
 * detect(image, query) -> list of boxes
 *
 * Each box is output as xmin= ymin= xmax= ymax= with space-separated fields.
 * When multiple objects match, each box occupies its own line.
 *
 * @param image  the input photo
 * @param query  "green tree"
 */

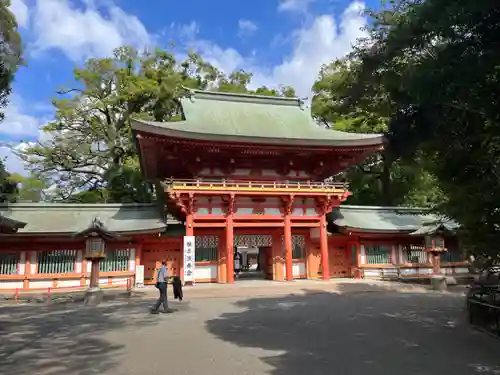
xmin=19 ymin=46 xmax=297 ymax=203
xmin=0 ymin=0 xmax=22 ymax=121
xmin=0 ymin=158 xmax=17 ymax=202
xmin=8 ymin=172 xmax=48 ymax=202
xmin=344 ymin=0 xmax=500 ymax=256
xmin=0 ymin=1 xmax=23 ymax=203
xmin=312 ymin=57 xmax=444 ymax=207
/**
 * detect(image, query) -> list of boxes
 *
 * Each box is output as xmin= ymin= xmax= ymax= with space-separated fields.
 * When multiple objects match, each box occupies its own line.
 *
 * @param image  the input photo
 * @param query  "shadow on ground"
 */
xmin=0 ymin=297 xmax=182 ymax=375
xmin=206 ymin=282 xmax=500 ymax=375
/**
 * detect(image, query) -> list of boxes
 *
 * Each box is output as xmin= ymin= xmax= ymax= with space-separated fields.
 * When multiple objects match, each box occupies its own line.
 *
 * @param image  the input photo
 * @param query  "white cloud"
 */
xmin=238 ymin=19 xmax=258 ymax=37
xmin=0 ymin=143 xmax=30 ymax=176
xmin=8 ymin=0 xmax=29 ymax=28
xmin=30 ymin=0 xmax=152 ymax=61
xmin=258 ymin=1 xmax=367 ymax=97
xmin=1 ymin=96 xmax=46 ymax=137
xmin=278 ymin=0 xmax=314 ymax=13
xmin=178 ymin=1 xmax=367 ymax=98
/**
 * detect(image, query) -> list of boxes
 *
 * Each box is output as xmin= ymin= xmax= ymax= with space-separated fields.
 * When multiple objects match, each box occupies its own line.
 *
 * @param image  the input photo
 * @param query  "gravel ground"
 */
xmin=0 ymin=283 xmax=498 ymax=375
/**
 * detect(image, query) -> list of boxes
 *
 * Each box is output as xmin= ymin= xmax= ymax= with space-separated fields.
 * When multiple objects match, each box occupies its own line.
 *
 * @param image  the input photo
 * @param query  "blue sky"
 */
xmin=2 ymin=0 xmax=379 ymax=174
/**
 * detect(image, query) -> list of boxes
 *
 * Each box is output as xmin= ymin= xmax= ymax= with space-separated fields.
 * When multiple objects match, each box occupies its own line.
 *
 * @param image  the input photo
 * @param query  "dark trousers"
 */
xmin=152 ymin=282 xmax=168 ymax=311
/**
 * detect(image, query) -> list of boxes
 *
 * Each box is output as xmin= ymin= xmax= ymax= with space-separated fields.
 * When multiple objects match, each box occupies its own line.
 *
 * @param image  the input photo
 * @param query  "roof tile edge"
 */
xmin=187 ymin=88 xmax=303 ymax=107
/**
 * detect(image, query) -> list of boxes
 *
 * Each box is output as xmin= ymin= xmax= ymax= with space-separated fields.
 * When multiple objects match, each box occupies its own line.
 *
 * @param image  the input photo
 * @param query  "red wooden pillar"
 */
xmin=284 ymin=216 xmax=293 ymax=281
xmin=226 ymin=216 xmax=234 ymax=283
xmin=319 ymin=215 xmax=330 ymax=280
xmin=217 ymin=232 xmax=227 ymax=283
xmin=226 ymin=193 xmax=235 ymax=284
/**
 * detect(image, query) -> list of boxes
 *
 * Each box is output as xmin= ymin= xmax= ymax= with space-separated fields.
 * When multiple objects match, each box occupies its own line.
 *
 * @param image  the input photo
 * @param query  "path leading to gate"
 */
xmin=133 ymin=279 xmax=466 ymax=300
xmin=1 ymin=282 xmax=498 ymax=375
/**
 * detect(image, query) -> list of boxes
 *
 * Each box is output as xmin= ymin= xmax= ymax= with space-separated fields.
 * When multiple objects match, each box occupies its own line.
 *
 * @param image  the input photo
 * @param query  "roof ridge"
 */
xmin=185 ymin=88 xmax=304 ymax=107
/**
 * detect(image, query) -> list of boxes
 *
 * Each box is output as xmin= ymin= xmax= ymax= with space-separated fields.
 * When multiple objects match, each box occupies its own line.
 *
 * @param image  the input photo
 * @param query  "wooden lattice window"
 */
xmin=401 ymin=244 xmax=427 ymax=263
xmin=365 ymin=245 xmax=391 ymax=264
xmin=281 ymin=235 xmax=306 ymax=259
xmin=100 ymin=249 xmax=130 ymax=272
xmin=195 ymin=236 xmax=218 ymax=262
xmin=0 ymin=252 xmax=19 ymax=275
xmin=37 ymin=250 xmax=76 ymax=274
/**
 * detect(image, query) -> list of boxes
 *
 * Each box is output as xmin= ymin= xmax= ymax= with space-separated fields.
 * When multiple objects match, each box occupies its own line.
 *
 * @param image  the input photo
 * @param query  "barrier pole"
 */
xmin=15 ymin=288 xmax=19 ymax=303
xmin=47 ymin=287 xmax=51 ymax=304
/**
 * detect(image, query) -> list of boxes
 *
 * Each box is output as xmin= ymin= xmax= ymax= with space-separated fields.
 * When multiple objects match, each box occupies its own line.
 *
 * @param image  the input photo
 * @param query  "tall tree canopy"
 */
xmin=0 ymin=157 xmax=17 ymax=202
xmin=0 ymin=0 xmax=23 ymax=202
xmin=20 ymin=46 xmax=295 ymax=203
xmin=312 ymin=57 xmax=444 ymax=207
xmin=341 ymin=0 xmax=500 ymax=256
xmin=0 ymin=0 xmax=22 ymax=120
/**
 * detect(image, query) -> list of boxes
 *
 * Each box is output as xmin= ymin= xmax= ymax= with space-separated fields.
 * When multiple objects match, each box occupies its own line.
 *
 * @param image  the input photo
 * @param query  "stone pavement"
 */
xmin=133 ymin=278 xmax=467 ymax=300
xmin=0 ymin=281 xmax=498 ymax=375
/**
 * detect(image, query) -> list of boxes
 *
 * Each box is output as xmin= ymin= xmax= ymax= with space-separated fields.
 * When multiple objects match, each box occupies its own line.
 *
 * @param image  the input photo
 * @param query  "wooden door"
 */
xmin=142 ymin=246 xmax=181 ymax=284
xmin=329 ymin=245 xmax=349 ymax=278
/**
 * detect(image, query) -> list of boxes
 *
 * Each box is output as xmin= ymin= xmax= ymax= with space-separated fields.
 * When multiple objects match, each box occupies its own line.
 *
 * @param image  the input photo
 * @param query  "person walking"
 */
xmin=151 ymin=260 xmax=172 ymax=314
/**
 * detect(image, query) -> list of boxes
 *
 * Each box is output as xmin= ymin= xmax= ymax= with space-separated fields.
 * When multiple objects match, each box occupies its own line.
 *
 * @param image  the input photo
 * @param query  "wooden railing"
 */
xmin=163 ymin=178 xmax=348 ymax=193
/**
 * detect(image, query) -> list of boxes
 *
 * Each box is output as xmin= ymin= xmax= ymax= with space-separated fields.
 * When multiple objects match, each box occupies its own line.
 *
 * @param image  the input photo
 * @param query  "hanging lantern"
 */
xmin=424 ymin=235 xmax=446 ymax=252
xmin=85 ymin=235 xmax=106 ymax=259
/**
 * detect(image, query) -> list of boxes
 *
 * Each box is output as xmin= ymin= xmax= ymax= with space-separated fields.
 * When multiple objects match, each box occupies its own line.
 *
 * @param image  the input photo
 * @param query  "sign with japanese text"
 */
xmin=183 ymin=236 xmax=196 ymax=283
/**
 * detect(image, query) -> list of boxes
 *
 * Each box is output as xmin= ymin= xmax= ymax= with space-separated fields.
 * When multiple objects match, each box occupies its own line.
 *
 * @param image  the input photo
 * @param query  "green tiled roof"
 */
xmin=0 ymin=203 xmax=167 ymax=235
xmin=410 ymin=220 xmax=459 ymax=236
xmin=330 ymin=205 xmax=450 ymax=233
xmin=131 ymin=90 xmax=384 ymax=147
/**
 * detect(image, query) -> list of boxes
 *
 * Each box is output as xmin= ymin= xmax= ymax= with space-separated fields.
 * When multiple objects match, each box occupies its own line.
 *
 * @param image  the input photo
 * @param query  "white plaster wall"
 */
xmin=195 ymin=265 xmax=217 ymax=280
xmin=381 ymin=268 xmax=398 ymax=276
xmin=30 ymin=280 xmax=53 ymax=288
xmin=87 ymin=261 xmax=92 ymax=273
xmin=283 ymin=262 xmax=306 ymax=278
xmin=456 ymin=267 xmax=470 ymax=274
xmin=418 ymin=268 xmax=433 ymax=275
xmin=111 ymin=277 xmax=128 ymax=285
xmin=400 ymin=268 xmax=417 ymax=275
xmin=57 ymin=279 xmax=81 ymax=288
xmin=0 ymin=280 xmax=24 ymax=289
xmin=398 ymin=245 xmax=404 ymax=264
xmin=360 ymin=245 xmax=366 ymax=265
xmin=18 ymin=251 xmax=26 ymax=275
xmin=75 ymin=250 xmax=83 ymax=273
xmin=363 ymin=270 xmax=381 ymax=277
xmin=99 ymin=278 xmax=109 ymax=285
xmin=129 ymin=248 xmax=136 ymax=272
xmin=293 ymin=262 xmax=305 ymax=277
xmin=29 ymin=252 xmax=37 ymax=274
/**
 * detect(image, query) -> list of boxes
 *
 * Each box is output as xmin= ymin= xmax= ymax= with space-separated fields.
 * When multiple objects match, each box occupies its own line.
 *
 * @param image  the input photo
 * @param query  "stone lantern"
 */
xmin=73 ymin=217 xmax=127 ymax=305
xmin=411 ymin=220 xmax=457 ymax=290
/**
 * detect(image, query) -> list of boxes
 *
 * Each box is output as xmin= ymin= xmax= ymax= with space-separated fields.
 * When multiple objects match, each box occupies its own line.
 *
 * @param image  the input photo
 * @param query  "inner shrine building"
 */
xmin=132 ymin=89 xmax=384 ymax=283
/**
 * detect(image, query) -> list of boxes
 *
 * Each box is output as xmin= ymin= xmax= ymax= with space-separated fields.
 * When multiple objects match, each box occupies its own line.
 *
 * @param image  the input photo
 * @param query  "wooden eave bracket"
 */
xmin=281 ymin=194 xmax=295 ymax=216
